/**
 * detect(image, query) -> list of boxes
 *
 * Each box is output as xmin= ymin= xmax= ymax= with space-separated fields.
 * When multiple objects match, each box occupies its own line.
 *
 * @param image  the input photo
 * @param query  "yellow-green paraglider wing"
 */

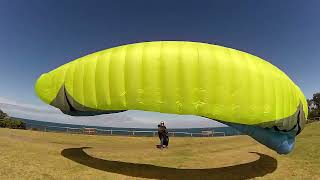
xmin=35 ymin=41 xmax=308 ymax=131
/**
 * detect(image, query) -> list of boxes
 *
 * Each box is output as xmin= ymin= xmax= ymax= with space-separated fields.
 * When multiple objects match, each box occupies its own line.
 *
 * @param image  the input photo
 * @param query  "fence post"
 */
xmin=190 ymin=133 xmax=193 ymax=137
xmin=153 ymin=131 xmax=156 ymax=136
xmin=111 ymin=129 xmax=113 ymax=135
xmin=66 ymin=128 xmax=69 ymax=133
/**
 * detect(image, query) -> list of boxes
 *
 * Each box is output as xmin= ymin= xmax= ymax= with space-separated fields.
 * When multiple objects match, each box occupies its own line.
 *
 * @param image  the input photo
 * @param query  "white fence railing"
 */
xmin=26 ymin=123 xmax=226 ymax=137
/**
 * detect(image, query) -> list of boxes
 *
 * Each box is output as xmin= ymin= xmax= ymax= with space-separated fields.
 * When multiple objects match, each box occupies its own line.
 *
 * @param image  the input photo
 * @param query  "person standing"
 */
xmin=157 ymin=121 xmax=169 ymax=148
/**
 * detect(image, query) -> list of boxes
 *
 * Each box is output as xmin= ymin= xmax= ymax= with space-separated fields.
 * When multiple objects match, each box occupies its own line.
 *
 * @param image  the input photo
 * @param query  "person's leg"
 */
xmin=160 ymin=137 xmax=164 ymax=148
xmin=166 ymin=137 xmax=169 ymax=148
xmin=163 ymin=137 xmax=168 ymax=147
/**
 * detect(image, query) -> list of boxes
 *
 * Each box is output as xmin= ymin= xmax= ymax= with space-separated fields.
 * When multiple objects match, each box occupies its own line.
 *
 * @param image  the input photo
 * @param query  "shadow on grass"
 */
xmin=61 ymin=147 xmax=277 ymax=180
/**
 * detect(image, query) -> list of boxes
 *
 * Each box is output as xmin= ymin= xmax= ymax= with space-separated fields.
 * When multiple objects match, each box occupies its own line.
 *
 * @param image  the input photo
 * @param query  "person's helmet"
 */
xmin=160 ymin=121 xmax=164 ymax=125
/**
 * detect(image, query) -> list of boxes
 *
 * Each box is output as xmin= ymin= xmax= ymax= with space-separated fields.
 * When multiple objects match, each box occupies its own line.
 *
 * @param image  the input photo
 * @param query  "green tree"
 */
xmin=308 ymin=92 xmax=320 ymax=119
xmin=313 ymin=93 xmax=320 ymax=109
xmin=0 ymin=109 xmax=8 ymax=119
xmin=0 ymin=109 xmax=25 ymax=129
xmin=307 ymin=99 xmax=314 ymax=111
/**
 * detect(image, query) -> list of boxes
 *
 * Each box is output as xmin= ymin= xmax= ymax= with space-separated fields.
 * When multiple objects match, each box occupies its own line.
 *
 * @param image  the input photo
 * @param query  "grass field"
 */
xmin=0 ymin=122 xmax=319 ymax=180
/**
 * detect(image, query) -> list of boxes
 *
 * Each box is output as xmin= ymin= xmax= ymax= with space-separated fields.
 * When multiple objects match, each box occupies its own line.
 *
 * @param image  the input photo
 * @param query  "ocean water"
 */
xmin=14 ymin=117 xmax=242 ymax=137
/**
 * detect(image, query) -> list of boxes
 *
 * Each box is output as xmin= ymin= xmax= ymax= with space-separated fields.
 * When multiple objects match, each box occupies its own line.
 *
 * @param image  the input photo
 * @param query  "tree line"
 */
xmin=0 ymin=109 xmax=26 ymax=129
xmin=307 ymin=92 xmax=320 ymax=119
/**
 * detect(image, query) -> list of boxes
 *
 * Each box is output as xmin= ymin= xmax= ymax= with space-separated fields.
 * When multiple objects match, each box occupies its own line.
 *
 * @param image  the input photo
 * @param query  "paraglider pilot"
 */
xmin=157 ymin=121 xmax=169 ymax=148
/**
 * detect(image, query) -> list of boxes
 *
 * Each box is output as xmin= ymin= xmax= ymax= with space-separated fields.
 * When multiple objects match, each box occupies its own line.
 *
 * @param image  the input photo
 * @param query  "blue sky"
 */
xmin=0 ymin=1 xmax=319 ymax=126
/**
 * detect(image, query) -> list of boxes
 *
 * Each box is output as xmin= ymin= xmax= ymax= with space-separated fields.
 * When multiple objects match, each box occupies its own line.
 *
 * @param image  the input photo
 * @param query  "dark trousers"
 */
xmin=160 ymin=136 xmax=169 ymax=146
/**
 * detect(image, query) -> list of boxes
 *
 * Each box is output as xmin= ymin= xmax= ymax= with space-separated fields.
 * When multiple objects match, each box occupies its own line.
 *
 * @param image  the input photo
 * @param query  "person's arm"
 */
xmin=164 ymin=127 xmax=169 ymax=136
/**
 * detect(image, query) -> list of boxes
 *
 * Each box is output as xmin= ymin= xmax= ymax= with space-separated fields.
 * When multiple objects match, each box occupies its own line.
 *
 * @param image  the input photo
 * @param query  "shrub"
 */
xmin=0 ymin=118 xmax=26 ymax=129
xmin=308 ymin=109 xmax=320 ymax=119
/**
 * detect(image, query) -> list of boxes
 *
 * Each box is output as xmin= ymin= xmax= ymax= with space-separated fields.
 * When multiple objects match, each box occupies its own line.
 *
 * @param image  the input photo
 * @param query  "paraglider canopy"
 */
xmin=35 ymin=41 xmax=308 ymax=154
